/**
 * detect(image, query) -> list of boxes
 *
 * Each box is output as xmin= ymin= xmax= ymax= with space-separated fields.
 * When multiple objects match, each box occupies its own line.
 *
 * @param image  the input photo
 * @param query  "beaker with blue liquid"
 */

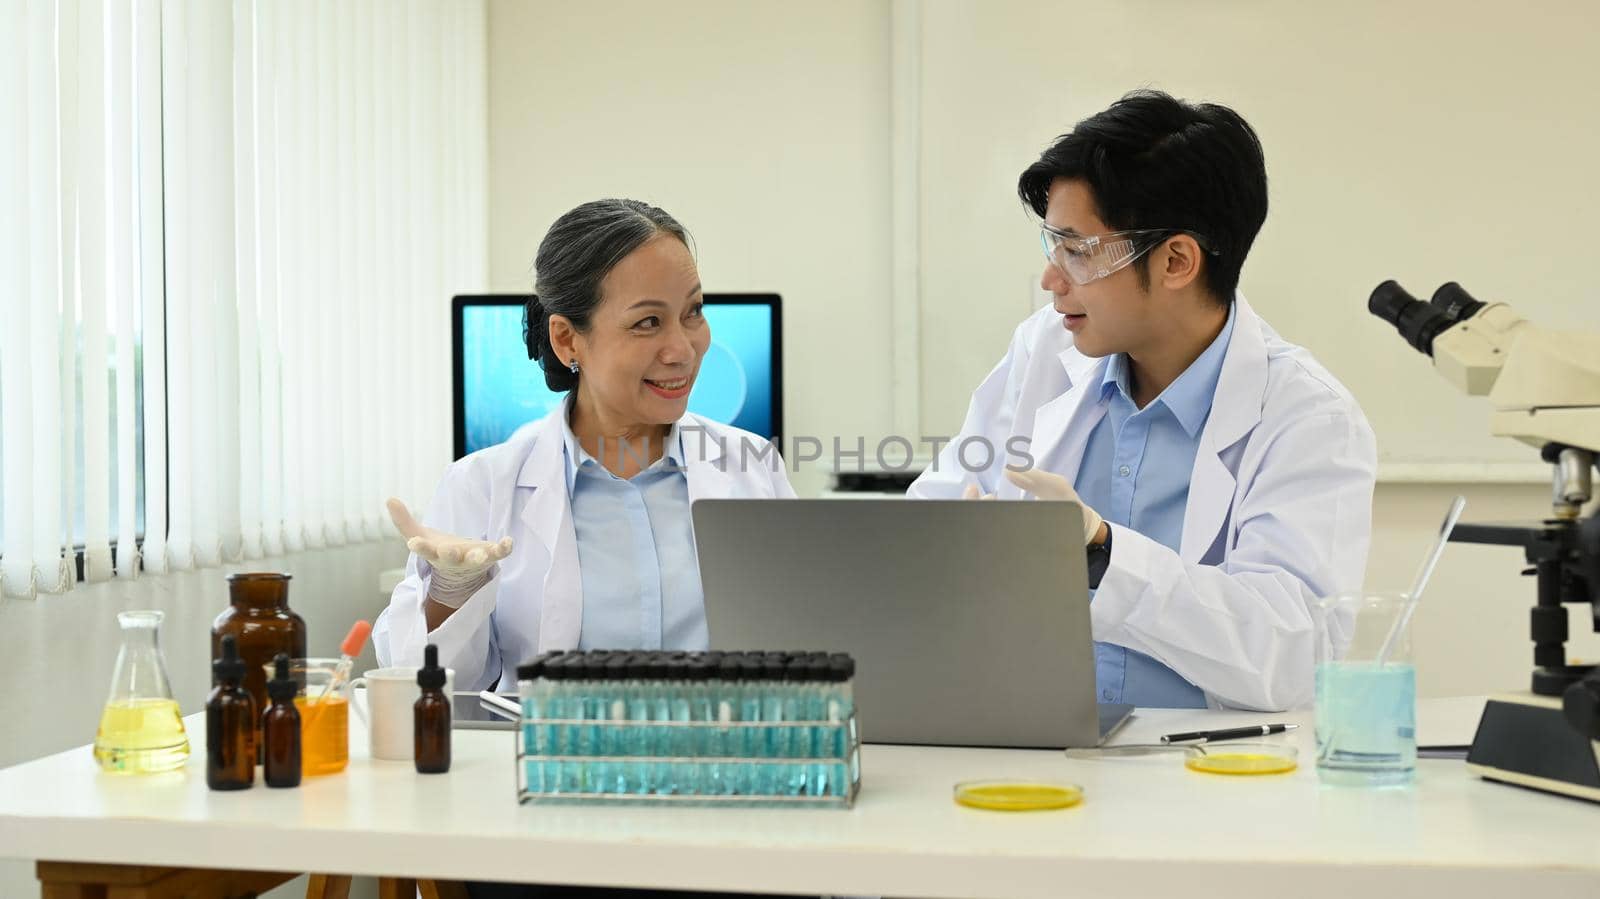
xmin=1314 ymin=592 xmax=1417 ymax=787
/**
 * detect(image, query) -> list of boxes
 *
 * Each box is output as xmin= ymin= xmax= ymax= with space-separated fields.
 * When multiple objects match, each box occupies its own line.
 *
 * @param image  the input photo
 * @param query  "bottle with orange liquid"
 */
xmin=271 ymin=621 xmax=372 ymax=777
xmin=297 ymin=678 xmax=351 ymax=777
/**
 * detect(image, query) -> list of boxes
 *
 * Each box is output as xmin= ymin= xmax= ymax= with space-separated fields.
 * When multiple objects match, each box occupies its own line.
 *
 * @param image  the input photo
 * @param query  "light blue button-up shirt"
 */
xmin=562 ymin=420 xmax=708 ymax=651
xmin=1076 ymin=303 xmax=1236 ymax=708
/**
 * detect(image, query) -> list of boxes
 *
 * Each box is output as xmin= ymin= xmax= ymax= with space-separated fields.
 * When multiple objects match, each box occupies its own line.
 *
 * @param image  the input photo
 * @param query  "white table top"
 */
xmin=3 ymin=697 xmax=1598 ymax=898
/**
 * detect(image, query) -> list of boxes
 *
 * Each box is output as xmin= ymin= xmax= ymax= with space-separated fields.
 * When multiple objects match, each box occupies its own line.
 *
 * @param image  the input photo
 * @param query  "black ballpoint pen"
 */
xmin=1160 ymin=724 xmax=1298 ymax=744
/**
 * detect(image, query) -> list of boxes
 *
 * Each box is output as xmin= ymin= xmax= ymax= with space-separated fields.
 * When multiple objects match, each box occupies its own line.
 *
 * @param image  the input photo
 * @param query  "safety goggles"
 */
xmin=1038 ymin=224 xmax=1214 ymax=286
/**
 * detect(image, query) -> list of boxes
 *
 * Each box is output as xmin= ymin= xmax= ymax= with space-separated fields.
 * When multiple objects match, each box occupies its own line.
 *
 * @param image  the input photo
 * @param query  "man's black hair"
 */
xmin=1018 ymin=90 xmax=1268 ymax=304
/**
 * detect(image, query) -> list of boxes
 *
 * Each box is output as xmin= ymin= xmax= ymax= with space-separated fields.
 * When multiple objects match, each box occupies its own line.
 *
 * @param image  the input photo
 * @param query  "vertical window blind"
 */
xmin=0 ymin=0 xmax=488 ymax=599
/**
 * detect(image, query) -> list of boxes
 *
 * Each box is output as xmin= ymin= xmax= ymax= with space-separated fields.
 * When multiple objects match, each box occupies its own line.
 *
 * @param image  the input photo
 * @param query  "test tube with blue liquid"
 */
xmin=819 ymin=655 xmax=856 ymax=796
xmin=602 ymin=654 xmax=631 ymax=794
xmin=587 ymin=651 xmax=620 ymax=793
xmin=518 ymin=654 xmax=549 ymax=792
xmin=537 ymin=654 xmax=567 ymax=792
xmin=713 ymin=654 xmax=740 ymax=794
xmin=682 ymin=655 xmax=713 ymax=794
xmin=734 ymin=655 xmax=761 ymax=795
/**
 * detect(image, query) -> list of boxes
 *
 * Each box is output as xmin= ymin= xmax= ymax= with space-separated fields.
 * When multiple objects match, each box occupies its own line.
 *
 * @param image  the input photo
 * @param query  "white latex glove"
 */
xmin=1003 ymin=468 xmax=1106 ymax=546
xmin=386 ymin=498 xmax=514 ymax=609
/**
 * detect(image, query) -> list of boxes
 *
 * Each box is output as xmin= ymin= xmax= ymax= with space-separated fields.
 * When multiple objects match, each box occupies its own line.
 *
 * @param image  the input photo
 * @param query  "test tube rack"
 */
xmin=515 ymin=650 xmax=861 ymax=808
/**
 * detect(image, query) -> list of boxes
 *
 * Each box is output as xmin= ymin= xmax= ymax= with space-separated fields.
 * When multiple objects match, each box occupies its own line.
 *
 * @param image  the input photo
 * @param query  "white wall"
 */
xmin=0 ymin=542 xmax=404 ymax=899
xmin=486 ymin=0 xmax=896 ymax=496
xmin=916 ymin=0 xmax=1600 ymax=474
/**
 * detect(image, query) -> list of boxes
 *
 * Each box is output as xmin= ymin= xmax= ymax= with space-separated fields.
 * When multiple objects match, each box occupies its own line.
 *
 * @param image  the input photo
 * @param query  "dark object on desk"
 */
xmin=415 ymin=644 xmax=452 ymax=774
xmin=1160 ymin=723 xmax=1296 ymax=744
xmin=206 ymin=635 xmax=256 ymax=790
xmin=262 ymin=654 xmax=302 ymax=788
xmin=832 ymin=470 xmax=921 ymax=493
xmin=1467 ymin=698 xmax=1600 ymax=798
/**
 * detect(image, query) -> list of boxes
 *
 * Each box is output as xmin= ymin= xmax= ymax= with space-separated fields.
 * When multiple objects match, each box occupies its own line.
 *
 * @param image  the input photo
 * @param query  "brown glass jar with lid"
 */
xmin=211 ymin=573 xmax=307 ymax=745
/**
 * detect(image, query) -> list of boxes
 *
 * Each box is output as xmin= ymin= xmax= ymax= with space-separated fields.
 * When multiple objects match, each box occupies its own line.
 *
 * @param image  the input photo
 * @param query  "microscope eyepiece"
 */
xmin=1430 ymin=282 xmax=1487 ymax=324
xmin=1368 ymin=280 xmax=1458 ymax=356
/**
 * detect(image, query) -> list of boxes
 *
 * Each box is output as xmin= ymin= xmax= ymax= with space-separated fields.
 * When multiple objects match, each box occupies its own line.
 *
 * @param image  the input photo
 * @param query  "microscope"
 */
xmin=1369 ymin=281 xmax=1600 ymax=802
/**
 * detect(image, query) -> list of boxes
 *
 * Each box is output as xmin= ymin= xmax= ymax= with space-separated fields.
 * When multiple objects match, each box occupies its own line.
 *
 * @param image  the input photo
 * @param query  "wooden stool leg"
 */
xmin=306 ymin=874 xmax=354 ymax=899
xmin=378 ymin=878 xmax=418 ymax=899
xmin=419 ymin=881 xmax=470 ymax=899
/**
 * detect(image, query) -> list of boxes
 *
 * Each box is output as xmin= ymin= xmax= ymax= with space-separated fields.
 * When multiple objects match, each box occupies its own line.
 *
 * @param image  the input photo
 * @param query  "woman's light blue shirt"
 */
xmin=562 ymin=421 xmax=708 ymax=651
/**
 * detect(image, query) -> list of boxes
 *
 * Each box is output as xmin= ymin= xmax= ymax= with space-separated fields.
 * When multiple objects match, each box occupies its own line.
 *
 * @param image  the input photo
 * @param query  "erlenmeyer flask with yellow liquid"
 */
xmin=94 ymin=610 xmax=191 ymax=773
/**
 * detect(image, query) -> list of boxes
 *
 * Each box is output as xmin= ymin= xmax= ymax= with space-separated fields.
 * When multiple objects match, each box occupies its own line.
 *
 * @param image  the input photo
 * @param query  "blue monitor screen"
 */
xmin=455 ymin=297 xmax=780 ymax=458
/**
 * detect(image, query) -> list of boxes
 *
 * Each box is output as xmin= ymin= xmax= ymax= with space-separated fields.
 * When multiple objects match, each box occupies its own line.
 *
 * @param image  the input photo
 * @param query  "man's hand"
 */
xmin=1003 ymin=468 xmax=1108 ymax=546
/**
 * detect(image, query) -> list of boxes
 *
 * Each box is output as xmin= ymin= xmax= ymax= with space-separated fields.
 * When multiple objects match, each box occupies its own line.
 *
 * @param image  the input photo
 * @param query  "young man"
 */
xmin=909 ymin=91 xmax=1376 ymax=711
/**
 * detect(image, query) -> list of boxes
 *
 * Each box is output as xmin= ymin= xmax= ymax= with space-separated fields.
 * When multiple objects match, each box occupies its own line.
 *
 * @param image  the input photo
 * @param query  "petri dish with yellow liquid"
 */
xmin=953 ymin=780 xmax=1084 ymax=811
xmin=1183 ymin=741 xmax=1298 ymax=776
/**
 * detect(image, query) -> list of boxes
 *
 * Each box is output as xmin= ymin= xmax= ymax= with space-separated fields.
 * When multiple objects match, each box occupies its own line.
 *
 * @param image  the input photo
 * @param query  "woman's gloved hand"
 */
xmin=386 ymin=498 xmax=514 ymax=609
xmin=1002 ymin=468 xmax=1107 ymax=546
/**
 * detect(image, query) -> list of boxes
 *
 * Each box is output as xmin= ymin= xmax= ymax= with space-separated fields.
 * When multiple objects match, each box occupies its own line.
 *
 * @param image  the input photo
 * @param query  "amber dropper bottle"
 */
xmin=262 ymin=653 xmax=302 ymax=788
xmin=206 ymin=635 xmax=256 ymax=790
xmin=414 ymin=644 xmax=451 ymax=774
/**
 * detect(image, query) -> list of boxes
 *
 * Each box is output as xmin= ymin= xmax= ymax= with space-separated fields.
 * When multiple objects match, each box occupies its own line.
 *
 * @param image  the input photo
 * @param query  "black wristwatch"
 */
xmin=1086 ymin=525 xmax=1113 ymax=590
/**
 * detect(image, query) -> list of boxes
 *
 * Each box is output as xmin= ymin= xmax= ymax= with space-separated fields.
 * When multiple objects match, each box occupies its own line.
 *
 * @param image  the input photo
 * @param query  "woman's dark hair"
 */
xmin=523 ymin=199 xmax=692 ymax=391
xmin=1017 ymin=90 xmax=1267 ymax=305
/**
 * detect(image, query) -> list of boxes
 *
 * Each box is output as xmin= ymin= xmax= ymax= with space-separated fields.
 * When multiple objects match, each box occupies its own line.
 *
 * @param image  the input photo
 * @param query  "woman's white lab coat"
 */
xmin=374 ymin=407 xmax=797 ymax=691
xmin=909 ymin=296 xmax=1377 ymax=711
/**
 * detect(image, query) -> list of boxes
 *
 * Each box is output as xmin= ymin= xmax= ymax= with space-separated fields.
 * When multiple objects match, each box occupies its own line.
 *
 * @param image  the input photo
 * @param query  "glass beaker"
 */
xmin=213 ymin=573 xmax=307 ymax=729
xmin=263 ymin=658 xmax=351 ymax=776
xmin=1314 ymin=592 xmax=1417 ymax=786
xmin=94 ymin=610 xmax=191 ymax=774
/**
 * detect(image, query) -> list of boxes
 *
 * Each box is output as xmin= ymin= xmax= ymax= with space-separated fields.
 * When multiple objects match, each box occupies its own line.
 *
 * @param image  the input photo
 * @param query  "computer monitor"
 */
xmin=451 ymin=294 xmax=782 ymax=459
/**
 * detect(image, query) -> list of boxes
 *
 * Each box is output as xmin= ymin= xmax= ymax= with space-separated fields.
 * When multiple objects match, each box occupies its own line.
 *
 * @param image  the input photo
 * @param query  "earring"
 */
xmin=569 ymin=360 xmax=580 ymax=374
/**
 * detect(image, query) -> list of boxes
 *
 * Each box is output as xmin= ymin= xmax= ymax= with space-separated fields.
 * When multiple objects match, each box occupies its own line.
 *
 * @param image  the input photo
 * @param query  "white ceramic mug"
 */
xmin=350 ymin=666 xmax=454 ymax=761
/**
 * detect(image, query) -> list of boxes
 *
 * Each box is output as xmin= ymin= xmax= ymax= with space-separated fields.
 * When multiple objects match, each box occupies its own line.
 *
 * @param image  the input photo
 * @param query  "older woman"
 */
xmin=374 ymin=199 xmax=795 ymax=691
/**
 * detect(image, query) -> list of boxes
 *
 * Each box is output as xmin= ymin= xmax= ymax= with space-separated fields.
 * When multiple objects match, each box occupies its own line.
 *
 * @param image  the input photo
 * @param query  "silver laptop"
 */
xmin=693 ymin=499 xmax=1131 ymax=749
